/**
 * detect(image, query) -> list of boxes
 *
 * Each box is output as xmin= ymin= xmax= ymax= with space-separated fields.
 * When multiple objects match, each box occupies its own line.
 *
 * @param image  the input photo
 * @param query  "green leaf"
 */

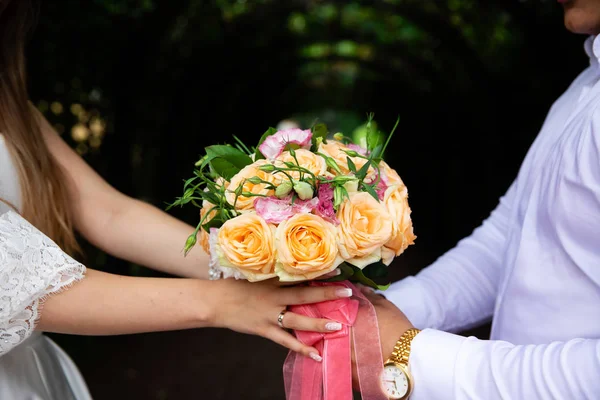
xmin=347 ymin=156 xmax=357 ymax=173
xmin=199 ymin=190 xmax=221 ymax=205
xmin=182 ymin=176 xmax=199 ymax=190
xmin=205 ymin=145 xmax=253 ymax=180
xmin=362 ymin=261 xmax=389 ymax=279
xmin=370 ymin=144 xmax=384 ymax=161
xmin=232 ymin=135 xmax=252 ymax=155
xmin=349 ymin=264 xmax=391 ymax=291
xmin=381 ymin=116 xmax=400 ymax=157
xmin=202 ymin=214 xmax=226 ymax=232
xmin=362 ymin=183 xmax=379 ymax=201
xmin=254 ymin=127 xmax=278 ymax=160
xmin=356 ymin=158 xmax=372 ymax=180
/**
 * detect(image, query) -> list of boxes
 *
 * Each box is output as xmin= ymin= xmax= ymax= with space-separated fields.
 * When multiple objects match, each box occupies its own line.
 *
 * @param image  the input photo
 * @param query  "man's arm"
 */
xmin=409 ymin=329 xmax=600 ymax=399
xmin=385 ymin=181 xmax=516 ymax=332
xmin=361 ymin=291 xmax=600 ymax=400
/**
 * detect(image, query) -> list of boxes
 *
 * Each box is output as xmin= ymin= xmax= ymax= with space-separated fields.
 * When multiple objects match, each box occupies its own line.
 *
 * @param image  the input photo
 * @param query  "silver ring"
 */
xmin=277 ymin=309 xmax=287 ymax=328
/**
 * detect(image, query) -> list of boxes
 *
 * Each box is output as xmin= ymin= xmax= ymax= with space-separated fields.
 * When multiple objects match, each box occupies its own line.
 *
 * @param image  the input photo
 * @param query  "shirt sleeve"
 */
xmin=408 ymin=329 xmax=600 ymax=400
xmin=384 ymin=181 xmax=516 ymax=332
xmin=0 ymin=211 xmax=86 ymax=357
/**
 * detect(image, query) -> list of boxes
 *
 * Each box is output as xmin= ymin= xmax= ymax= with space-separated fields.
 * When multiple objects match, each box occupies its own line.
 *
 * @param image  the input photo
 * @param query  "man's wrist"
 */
xmin=383 ymin=325 xmax=415 ymax=362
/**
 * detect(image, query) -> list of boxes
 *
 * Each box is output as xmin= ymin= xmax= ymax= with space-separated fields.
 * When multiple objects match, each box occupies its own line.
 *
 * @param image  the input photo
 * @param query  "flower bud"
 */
xmin=195 ymin=154 xmax=208 ymax=167
xmin=333 ymin=185 xmax=345 ymax=209
xmin=246 ymin=176 xmax=263 ymax=184
xmin=333 ymin=132 xmax=344 ymax=141
xmin=258 ymin=164 xmax=276 ymax=172
xmin=342 ymin=149 xmax=360 ymax=158
xmin=293 ymin=180 xmax=314 ymax=200
xmin=184 ymin=233 xmax=197 ymax=255
xmin=322 ymin=155 xmax=342 ymax=175
xmin=276 ymin=181 xmax=294 ymax=198
xmin=234 ymin=183 xmax=244 ymax=197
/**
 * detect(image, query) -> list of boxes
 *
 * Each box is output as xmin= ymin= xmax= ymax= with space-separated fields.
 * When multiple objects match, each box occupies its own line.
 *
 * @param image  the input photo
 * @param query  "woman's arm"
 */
xmin=0 ymin=210 xmax=351 ymax=360
xmin=38 ymin=268 xmax=347 ymax=357
xmin=38 ymin=110 xmax=209 ymax=279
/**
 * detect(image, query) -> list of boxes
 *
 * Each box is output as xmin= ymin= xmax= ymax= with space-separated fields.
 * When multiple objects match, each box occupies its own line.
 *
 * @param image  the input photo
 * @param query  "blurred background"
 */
xmin=27 ymin=0 xmax=589 ymax=398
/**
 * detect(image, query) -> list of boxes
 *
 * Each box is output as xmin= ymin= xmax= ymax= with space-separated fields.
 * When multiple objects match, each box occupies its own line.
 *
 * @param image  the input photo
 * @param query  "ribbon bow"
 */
xmin=283 ymin=281 xmax=387 ymax=400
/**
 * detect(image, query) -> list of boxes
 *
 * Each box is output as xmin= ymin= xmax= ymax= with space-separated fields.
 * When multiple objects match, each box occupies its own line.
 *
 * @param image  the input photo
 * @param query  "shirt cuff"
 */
xmin=408 ymin=329 xmax=466 ymax=400
xmin=379 ymin=277 xmax=432 ymax=329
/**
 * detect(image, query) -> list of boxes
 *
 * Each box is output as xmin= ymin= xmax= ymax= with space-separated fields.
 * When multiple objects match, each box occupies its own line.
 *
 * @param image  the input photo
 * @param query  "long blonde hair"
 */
xmin=0 ymin=0 xmax=79 ymax=254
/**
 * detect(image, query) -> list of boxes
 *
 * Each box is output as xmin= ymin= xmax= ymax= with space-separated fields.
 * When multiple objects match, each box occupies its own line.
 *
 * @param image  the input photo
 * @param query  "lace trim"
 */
xmin=0 ymin=211 xmax=86 ymax=357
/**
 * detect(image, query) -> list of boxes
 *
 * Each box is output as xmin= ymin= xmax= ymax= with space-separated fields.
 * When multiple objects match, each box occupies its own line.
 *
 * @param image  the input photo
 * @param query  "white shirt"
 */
xmin=386 ymin=35 xmax=600 ymax=399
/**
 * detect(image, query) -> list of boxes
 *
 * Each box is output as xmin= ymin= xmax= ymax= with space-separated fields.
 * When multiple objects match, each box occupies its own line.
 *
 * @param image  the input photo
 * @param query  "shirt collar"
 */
xmin=584 ymin=35 xmax=600 ymax=66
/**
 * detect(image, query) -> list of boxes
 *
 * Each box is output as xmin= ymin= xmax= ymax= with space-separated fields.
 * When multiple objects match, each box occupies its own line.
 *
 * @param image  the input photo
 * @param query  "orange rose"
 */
xmin=198 ymin=200 xmax=217 ymax=253
xmin=378 ymin=160 xmax=404 ymax=186
xmin=216 ymin=213 xmax=276 ymax=281
xmin=225 ymin=160 xmax=276 ymax=211
xmin=381 ymin=185 xmax=416 ymax=265
xmin=275 ymin=213 xmax=344 ymax=281
xmin=275 ymin=149 xmax=327 ymax=182
xmin=337 ymin=191 xmax=393 ymax=268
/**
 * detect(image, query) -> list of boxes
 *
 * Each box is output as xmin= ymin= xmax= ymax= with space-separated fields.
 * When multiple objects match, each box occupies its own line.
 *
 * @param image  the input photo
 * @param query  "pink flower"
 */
xmin=375 ymin=178 xmax=388 ymax=201
xmin=254 ymin=196 xmax=318 ymax=224
xmin=254 ymin=197 xmax=294 ymax=224
xmin=315 ymin=182 xmax=339 ymax=225
xmin=346 ymin=143 xmax=369 ymax=156
xmin=258 ymin=128 xmax=312 ymax=160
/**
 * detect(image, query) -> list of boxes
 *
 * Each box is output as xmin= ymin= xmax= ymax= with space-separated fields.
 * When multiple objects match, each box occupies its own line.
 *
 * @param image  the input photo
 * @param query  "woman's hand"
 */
xmin=207 ymin=278 xmax=353 ymax=361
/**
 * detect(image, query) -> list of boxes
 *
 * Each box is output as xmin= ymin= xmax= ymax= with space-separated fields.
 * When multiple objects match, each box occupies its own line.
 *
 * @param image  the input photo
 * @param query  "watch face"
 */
xmin=380 ymin=363 xmax=409 ymax=399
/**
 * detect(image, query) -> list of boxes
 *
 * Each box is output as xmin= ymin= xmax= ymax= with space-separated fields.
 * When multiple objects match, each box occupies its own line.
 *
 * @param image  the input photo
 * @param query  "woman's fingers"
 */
xmin=282 ymin=285 xmax=353 ymax=305
xmin=280 ymin=311 xmax=343 ymax=333
xmin=266 ymin=327 xmax=323 ymax=362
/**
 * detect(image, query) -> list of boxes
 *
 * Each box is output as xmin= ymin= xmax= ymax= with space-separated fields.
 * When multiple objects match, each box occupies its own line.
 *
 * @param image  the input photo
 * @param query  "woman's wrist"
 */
xmin=189 ymin=279 xmax=221 ymax=328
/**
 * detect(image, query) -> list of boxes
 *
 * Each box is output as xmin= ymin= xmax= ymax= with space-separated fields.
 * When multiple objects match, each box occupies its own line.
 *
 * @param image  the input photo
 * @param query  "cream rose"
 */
xmin=381 ymin=185 xmax=416 ymax=265
xmin=274 ymin=149 xmax=327 ymax=182
xmin=275 ymin=213 xmax=344 ymax=281
xmin=215 ymin=213 xmax=276 ymax=281
xmin=225 ymin=159 xmax=276 ymax=211
xmin=337 ymin=191 xmax=393 ymax=268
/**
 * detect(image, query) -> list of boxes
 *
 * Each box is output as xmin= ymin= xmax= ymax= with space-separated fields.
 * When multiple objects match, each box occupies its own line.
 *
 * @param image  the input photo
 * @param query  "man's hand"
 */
xmin=351 ymin=285 xmax=414 ymax=390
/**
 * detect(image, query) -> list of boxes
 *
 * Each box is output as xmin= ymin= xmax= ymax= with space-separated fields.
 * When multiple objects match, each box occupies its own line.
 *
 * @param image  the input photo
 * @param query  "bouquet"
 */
xmin=171 ymin=115 xmax=415 ymax=400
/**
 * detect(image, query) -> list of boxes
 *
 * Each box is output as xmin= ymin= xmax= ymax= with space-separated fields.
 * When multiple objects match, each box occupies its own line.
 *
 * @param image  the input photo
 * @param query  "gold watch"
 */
xmin=380 ymin=328 xmax=421 ymax=399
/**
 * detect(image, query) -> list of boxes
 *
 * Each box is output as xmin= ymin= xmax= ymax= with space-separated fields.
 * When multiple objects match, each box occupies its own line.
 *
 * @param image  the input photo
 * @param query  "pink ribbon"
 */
xmin=283 ymin=281 xmax=387 ymax=400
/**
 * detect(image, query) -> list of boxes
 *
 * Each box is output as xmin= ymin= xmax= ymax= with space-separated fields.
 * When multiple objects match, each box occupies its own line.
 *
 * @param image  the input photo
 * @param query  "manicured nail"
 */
xmin=325 ymin=322 xmax=342 ymax=331
xmin=309 ymin=352 xmax=323 ymax=362
xmin=335 ymin=288 xmax=353 ymax=298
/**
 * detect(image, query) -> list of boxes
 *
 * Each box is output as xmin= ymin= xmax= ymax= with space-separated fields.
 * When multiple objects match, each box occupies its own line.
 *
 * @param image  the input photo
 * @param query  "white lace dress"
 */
xmin=0 ymin=135 xmax=92 ymax=399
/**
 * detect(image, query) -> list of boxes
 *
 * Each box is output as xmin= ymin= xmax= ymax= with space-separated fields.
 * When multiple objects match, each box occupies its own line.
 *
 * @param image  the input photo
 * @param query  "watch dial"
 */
xmin=381 ymin=364 xmax=409 ymax=399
